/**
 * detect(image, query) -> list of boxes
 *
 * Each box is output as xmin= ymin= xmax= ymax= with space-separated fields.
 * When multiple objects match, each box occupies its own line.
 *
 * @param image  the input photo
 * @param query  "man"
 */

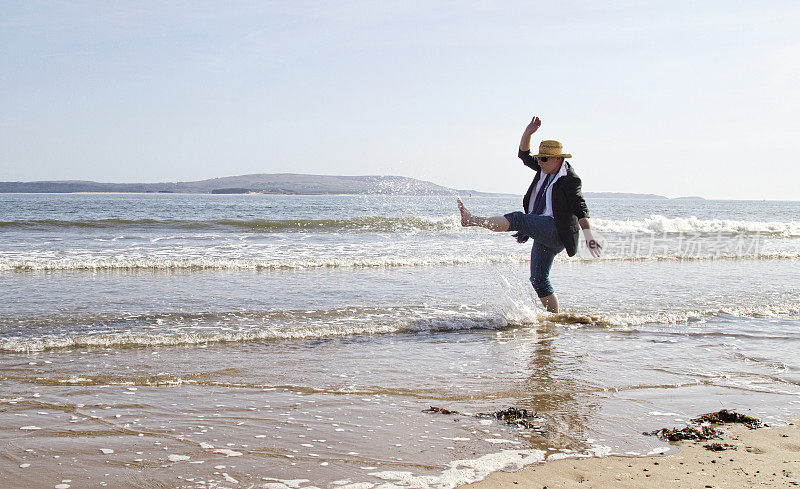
xmin=457 ymin=115 xmax=601 ymax=313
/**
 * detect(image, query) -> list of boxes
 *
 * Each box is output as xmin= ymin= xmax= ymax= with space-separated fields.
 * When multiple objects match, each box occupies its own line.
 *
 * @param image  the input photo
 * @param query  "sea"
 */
xmin=1 ymin=192 xmax=799 ymax=489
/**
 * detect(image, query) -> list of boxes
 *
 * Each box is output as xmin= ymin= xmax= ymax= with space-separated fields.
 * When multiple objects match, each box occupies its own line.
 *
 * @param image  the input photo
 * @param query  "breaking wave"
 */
xmin=550 ymin=301 xmax=800 ymax=328
xmin=2 ymin=214 xmax=798 ymax=236
xmin=2 ymin=301 xmax=798 ymax=353
xmin=1 ymin=250 xmax=797 ymax=272
xmin=591 ymin=215 xmax=800 ymax=236
xmin=0 ymin=308 xmax=517 ymax=353
xmin=0 ymin=216 xmax=460 ymax=233
xmin=0 ymin=253 xmax=531 ymax=271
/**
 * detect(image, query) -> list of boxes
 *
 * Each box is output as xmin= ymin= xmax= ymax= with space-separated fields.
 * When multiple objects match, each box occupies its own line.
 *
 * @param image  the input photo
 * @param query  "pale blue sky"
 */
xmin=1 ymin=1 xmax=799 ymax=199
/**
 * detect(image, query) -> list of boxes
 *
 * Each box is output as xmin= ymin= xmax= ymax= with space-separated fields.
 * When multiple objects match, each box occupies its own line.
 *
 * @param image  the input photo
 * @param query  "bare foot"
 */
xmin=457 ymin=198 xmax=473 ymax=227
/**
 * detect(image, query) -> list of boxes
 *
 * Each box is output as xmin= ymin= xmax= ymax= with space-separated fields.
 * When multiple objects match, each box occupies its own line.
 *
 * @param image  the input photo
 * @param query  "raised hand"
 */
xmin=524 ymin=116 xmax=542 ymax=136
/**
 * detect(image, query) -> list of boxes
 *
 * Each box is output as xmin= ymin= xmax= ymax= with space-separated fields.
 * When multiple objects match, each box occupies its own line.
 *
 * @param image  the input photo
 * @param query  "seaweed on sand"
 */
xmin=645 ymin=425 xmax=720 ymax=441
xmin=645 ymin=410 xmax=762 ymax=442
xmin=692 ymin=409 xmax=762 ymax=429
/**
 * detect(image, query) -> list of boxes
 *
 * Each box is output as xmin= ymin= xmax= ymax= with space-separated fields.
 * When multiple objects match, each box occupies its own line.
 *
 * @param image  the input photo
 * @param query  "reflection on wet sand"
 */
xmin=518 ymin=323 xmax=597 ymax=451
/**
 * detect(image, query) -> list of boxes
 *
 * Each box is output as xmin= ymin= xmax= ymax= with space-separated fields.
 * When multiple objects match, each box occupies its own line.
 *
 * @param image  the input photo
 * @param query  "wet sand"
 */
xmin=463 ymin=418 xmax=800 ymax=488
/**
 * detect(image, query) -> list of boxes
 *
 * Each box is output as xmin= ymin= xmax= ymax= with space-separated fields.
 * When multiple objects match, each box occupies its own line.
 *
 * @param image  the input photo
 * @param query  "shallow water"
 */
xmin=1 ymin=194 xmax=799 ymax=488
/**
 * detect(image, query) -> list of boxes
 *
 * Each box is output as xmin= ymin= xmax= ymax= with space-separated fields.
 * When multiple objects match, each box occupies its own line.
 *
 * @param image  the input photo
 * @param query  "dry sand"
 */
xmin=462 ymin=419 xmax=800 ymax=489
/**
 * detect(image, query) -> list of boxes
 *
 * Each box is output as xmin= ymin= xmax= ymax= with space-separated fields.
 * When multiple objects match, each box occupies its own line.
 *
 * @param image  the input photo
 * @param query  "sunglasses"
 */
xmin=538 ymin=157 xmax=549 ymax=162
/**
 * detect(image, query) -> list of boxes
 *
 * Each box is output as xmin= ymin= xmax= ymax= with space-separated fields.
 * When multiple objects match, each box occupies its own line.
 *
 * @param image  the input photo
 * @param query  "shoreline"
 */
xmin=461 ymin=417 xmax=800 ymax=488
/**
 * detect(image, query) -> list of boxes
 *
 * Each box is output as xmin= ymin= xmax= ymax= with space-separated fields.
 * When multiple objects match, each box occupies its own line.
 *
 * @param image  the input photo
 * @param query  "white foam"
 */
xmin=3 ymin=299 xmax=798 ymax=353
xmin=0 ymin=309 xmax=517 ymax=353
xmin=260 ymin=479 xmax=311 ymax=489
xmin=213 ymin=448 xmax=242 ymax=457
xmin=367 ymin=449 xmax=546 ymax=489
xmin=59 ymin=377 xmax=92 ymax=383
xmin=558 ymin=301 xmax=800 ymax=328
xmin=592 ymin=214 xmax=800 ymax=236
xmin=0 ymin=252 xmax=529 ymax=272
xmin=2 ymin=243 xmax=796 ymax=273
xmin=546 ymin=444 xmax=613 ymax=461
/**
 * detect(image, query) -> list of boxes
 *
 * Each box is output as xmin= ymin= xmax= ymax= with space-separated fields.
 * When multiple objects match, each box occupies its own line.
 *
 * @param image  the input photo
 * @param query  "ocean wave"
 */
xmin=1 ymin=249 xmax=797 ymax=272
xmin=0 ymin=216 xmax=460 ymax=233
xmin=550 ymin=301 xmax=800 ymax=328
xmin=3 ymin=214 xmax=798 ymax=236
xmin=0 ymin=253 xmax=531 ymax=271
xmin=0 ymin=308 xmax=519 ymax=353
xmin=2 ymin=301 xmax=799 ymax=353
xmin=592 ymin=215 xmax=800 ymax=236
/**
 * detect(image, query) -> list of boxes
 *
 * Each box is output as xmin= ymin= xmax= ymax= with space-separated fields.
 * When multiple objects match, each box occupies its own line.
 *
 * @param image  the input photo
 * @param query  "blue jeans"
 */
xmin=503 ymin=212 xmax=565 ymax=298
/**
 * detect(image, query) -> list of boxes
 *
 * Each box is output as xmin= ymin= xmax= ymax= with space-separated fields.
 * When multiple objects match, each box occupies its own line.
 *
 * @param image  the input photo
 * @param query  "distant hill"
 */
xmin=0 ymin=174 xmax=461 ymax=195
xmin=583 ymin=192 xmax=667 ymax=199
xmin=0 ymin=173 xmax=675 ymax=199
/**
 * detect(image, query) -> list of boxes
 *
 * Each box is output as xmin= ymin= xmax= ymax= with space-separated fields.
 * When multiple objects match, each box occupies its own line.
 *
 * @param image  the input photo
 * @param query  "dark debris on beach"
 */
xmin=703 ymin=442 xmax=737 ymax=451
xmin=645 ymin=425 xmax=721 ymax=442
xmin=423 ymin=406 xmax=545 ymax=432
xmin=477 ymin=407 xmax=541 ymax=429
xmin=692 ymin=409 xmax=762 ymax=429
xmin=645 ymin=410 xmax=762 ymax=442
xmin=422 ymin=406 xmax=459 ymax=415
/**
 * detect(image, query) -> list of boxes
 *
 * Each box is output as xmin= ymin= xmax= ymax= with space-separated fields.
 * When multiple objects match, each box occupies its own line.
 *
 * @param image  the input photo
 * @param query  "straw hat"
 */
xmin=533 ymin=140 xmax=571 ymax=158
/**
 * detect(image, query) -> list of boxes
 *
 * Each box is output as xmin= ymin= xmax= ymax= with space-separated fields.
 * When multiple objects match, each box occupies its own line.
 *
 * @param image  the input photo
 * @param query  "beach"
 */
xmin=1 ymin=193 xmax=799 ymax=488
xmin=464 ymin=418 xmax=800 ymax=488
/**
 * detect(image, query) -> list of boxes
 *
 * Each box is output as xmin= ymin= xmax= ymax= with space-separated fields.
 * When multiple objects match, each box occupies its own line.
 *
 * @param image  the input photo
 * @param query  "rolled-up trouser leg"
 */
xmin=503 ymin=211 xmax=564 ymax=251
xmin=530 ymin=242 xmax=558 ymax=298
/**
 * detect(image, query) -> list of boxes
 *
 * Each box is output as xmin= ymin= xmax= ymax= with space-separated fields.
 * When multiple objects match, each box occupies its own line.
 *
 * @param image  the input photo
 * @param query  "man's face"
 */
xmin=539 ymin=156 xmax=564 ymax=174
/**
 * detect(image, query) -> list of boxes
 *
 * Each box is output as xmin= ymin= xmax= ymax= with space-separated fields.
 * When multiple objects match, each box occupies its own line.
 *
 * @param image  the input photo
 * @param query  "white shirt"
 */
xmin=528 ymin=161 xmax=568 ymax=217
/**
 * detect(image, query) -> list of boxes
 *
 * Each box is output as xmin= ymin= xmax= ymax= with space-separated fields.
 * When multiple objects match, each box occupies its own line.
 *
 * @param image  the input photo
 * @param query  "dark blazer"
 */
xmin=519 ymin=149 xmax=589 ymax=257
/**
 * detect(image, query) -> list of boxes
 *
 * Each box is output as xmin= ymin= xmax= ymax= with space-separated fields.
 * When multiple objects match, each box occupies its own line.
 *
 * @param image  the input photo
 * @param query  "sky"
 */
xmin=1 ymin=1 xmax=799 ymax=200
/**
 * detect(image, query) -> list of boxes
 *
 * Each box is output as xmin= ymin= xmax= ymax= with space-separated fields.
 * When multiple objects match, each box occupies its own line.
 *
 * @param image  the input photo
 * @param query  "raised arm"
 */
xmin=519 ymin=116 xmax=542 ymax=170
